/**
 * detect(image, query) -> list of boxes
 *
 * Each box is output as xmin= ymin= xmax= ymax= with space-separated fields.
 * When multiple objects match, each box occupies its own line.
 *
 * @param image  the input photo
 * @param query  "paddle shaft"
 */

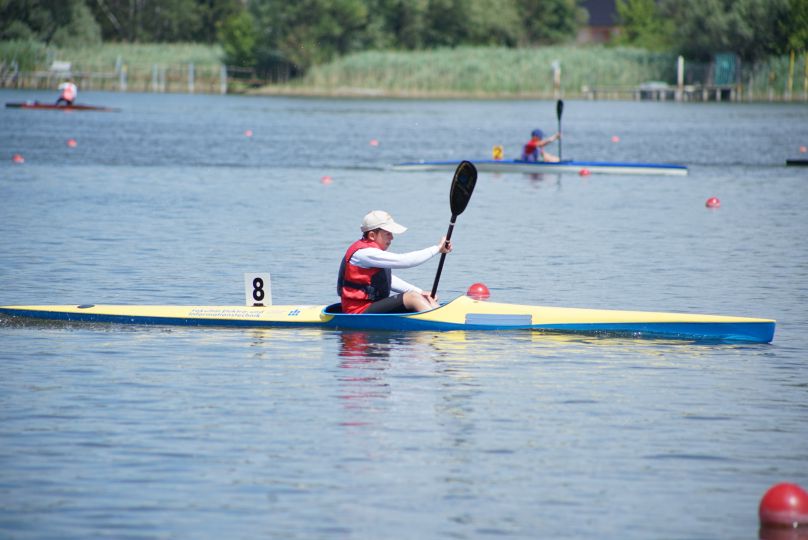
xmin=556 ymin=100 xmax=564 ymax=160
xmin=430 ymin=215 xmax=457 ymax=299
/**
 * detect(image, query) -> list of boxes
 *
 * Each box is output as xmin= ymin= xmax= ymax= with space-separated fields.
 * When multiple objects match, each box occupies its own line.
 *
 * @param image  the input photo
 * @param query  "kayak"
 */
xmin=5 ymin=101 xmax=119 ymax=112
xmin=786 ymin=159 xmax=808 ymax=166
xmin=393 ymin=159 xmax=688 ymax=176
xmin=0 ymin=295 xmax=775 ymax=343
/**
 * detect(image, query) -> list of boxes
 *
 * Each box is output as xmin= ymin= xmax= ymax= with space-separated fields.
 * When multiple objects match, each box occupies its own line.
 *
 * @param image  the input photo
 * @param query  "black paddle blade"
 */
xmin=449 ymin=161 xmax=477 ymax=216
xmin=556 ymin=99 xmax=564 ymax=120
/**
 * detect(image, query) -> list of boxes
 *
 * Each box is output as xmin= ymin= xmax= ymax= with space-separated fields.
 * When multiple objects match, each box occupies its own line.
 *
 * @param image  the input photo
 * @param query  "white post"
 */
xmin=151 ymin=64 xmax=158 ymax=92
xmin=220 ymin=65 xmax=228 ymax=94
xmin=677 ymin=55 xmax=684 ymax=102
xmin=188 ymin=63 xmax=195 ymax=93
xmin=551 ymin=60 xmax=561 ymax=99
xmin=119 ymin=64 xmax=127 ymax=91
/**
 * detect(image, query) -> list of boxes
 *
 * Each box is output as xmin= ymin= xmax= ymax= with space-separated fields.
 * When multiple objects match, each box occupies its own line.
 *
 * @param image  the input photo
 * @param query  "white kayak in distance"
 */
xmin=0 ymin=295 xmax=774 ymax=343
xmin=392 ymin=159 xmax=688 ymax=176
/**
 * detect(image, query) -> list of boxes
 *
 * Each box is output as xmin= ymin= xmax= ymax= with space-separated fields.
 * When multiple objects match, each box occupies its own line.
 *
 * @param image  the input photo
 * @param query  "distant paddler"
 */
xmin=337 ymin=210 xmax=452 ymax=314
xmin=56 ymin=79 xmax=78 ymax=106
xmin=521 ymin=128 xmax=561 ymax=163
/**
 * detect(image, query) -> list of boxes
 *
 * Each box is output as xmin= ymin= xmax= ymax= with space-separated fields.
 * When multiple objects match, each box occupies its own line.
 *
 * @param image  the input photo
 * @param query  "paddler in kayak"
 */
xmin=338 ymin=210 xmax=451 ymax=314
xmin=521 ymin=128 xmax=561 ymax=162
xmin=55 ymin=79 xmax=78 ymax=106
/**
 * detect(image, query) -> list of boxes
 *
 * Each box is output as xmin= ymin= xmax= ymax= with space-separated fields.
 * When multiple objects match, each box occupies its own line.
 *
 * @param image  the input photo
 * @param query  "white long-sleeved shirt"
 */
xmin=350 ymin=245 xmax=440 ymax=294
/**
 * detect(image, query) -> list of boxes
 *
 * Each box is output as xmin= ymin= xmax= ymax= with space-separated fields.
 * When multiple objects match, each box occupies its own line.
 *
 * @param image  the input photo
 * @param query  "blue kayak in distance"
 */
xmin=0 ymin=295 xmax=774 ymax=343
xmin=393 ymin=159 xmax=688 ymax=176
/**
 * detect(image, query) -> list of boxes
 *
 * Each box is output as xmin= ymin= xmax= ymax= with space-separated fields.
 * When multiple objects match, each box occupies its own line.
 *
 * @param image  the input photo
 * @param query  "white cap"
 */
xmin=360 ymin=210 xmax=407 ymax=234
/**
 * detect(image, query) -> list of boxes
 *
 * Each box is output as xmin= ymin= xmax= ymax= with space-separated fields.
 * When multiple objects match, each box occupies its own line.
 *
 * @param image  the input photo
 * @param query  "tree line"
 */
xmin=2 ymin=0 xmax=806 ymax=76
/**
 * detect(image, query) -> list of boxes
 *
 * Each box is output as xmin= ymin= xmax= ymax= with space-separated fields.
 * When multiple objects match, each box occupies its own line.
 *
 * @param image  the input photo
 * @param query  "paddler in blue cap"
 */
xmin=338 ymin=210 xmax=451 ymax=314
xmin=521 ymin=128 xmax=561 ymax=162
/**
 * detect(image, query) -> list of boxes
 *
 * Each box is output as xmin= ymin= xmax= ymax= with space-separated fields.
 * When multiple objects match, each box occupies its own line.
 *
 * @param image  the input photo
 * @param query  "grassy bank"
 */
xmin=294 ymin=46 xmax=676 ymax=97
xmin=0 ymin=40 xmax=223 ymax=71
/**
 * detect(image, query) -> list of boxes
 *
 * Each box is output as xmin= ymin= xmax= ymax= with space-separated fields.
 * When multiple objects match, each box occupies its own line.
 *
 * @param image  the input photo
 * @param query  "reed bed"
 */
xmin=301 ymin=46 xmax=676 ymax=97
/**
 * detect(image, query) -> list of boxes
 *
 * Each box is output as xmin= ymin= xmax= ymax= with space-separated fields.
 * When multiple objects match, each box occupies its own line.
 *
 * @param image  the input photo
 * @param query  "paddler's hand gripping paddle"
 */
xmin=430 ymin=160 xmax=477 ymax=300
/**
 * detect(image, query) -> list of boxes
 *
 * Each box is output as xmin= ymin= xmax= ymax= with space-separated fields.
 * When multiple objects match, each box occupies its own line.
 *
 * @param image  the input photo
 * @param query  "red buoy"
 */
xmin=244 ymin=129 xmax=253 ymax=137
xmin=611 ymin=135 xmax=620 ymax=143
xmin=800 ymin=146 xmax=807 ymax=153
xmin=706 ymin=196 xmax=720 ymax=208
xmin=579 ymin=168 xmax=591 ymax=176
xmin=759 ymin=483 xmax=808 ymax=527
xmin=12 ymin=153 xmax=24 ymax=164
xmin=466 ymin=282 xmax=490 ymax=300
xmin=320 ymin=175 xmax=333 ymax=185
xmin=67 ymin=138 xmax=77 ymax=148
xmin=369 ymin=139 xmax=379 ymax=147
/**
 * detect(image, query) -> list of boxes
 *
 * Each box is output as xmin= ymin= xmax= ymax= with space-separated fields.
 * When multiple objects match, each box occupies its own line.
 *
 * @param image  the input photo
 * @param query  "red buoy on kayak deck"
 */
xmin=67 ymin=138 xmax=77 ymax=148
xmin=467 ymin=283 xmax=490 ymax=300
xmin=579 ymin=168 xmax=591 ymax=176
xmin=759 ymin=483 xmax=808 ymax=528
xmin=706 ymin=196 xmax=720 ymax=208
xmin=12 ymin=153 xmax=24 ymax=164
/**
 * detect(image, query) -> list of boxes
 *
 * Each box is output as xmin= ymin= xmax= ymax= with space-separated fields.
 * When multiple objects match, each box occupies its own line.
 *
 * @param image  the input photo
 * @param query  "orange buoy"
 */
xmin=466 ymin=282 xmax=490 ymax=300
xmin=611 ymin=135 xmax=620 ymax=143
xmin=244 ymin=129 xmax=253 ymax=137
xmin=369 ymin=139 xmax=379 ymax=147
xmin=12 ymin=153 xmax=24 ymax=164
xmin=320 ymin=175 xmax=333 ymax=185
xmin=800 ymin=146 xmax=807 ymax=153
xmin=759 ymin=483 xmax=808 ymax=528
xmin=706 ymin=196 xmax=720 ymax=208
xmin=579 ymin=168 xmax=591 ymax=176
xmin=67 ymin=138 xmax=77 ymax=148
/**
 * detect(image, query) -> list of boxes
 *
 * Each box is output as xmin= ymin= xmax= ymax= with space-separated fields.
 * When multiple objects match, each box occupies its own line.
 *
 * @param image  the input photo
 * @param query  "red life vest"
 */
xmin=522 ymin=139 xmax=540 ymax=161
xmin=337 ymin=238 xmax=392 ymax=314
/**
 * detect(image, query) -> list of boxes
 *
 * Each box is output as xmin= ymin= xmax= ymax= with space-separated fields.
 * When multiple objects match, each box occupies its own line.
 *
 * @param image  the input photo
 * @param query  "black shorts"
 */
xmin=363 ymin=294 xmax=409 ymax=314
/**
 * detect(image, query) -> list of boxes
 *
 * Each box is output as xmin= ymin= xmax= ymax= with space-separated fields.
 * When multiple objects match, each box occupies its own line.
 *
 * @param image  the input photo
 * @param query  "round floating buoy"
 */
xmin=369 ymin=139 xmax=379 ymax=147
xmin=466 ymin=282 xmax=490 ymax=301
xmin=492 ymin=145 xmax=504 ymax=160
xmin=12 ymin=153 xmax=24 ymax=164
xmin=759 ymin=483 xmax=808 ymax=528
xmin=800 ymin=146 xmax=807 ymax=153
xmin=579 ymin=168 xmax=591 ymax=176
xmin=244 ymin=129 xmax=253 ymax=137
xmin=706 ymin=196 xmax=720 ymax=208
xmin=611 ymin=135 xmax=621 ymax=143
xmin=320 ymin=175 xmax=333 ymax=185
xmin=67 ymin=138 xmax=77 ymax=148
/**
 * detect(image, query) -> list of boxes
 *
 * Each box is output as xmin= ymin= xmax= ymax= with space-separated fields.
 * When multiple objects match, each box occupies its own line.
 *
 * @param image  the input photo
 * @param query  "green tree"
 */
xmin=613 ymin=0 xmax=674 ymax=51
xmin=663 ymin=0 xmax=790 ymax=61
xmin=249 ymin=0 xmax=370 ymax=72
xmin=517 ymin=0 xmax=586 ymax=45
xmin=782 ymin=0 xmax=808 ymax=51
xmin=219 ymin=9 xmax=257 ymax=67
xmin=1 ymin=0 xmax=101 ymax=45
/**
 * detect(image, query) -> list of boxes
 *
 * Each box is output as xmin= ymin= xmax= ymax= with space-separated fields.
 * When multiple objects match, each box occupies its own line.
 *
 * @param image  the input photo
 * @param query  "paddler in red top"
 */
xmin=56 ymin=79 xmax=78 ymax=106
xmin=521 ymin=128 xmax=561 ymax=162
xmin=338 ymin=210 xmax=451 ymax=314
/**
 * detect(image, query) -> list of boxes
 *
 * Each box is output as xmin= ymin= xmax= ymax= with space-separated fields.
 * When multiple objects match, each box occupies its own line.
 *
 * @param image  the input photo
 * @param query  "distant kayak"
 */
xmin=5 ymin=101 xmax=120 ymax=112
xmin=786 ymin=159 xmax=808 ymax=166
xmin=393 ymin=159 xmax=688 ymax=176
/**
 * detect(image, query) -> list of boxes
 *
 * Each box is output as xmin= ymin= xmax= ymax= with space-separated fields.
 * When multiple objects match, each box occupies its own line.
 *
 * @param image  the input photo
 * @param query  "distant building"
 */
xmin=578 ymin=0 xmax=620 ymax=44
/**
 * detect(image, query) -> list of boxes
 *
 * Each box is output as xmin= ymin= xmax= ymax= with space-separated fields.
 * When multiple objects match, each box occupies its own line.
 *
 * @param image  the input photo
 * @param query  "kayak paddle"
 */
xmin=430 ymin=160 xmax=477 ymax=299
xmin=556 ymin=99 xmax=564 ymax=160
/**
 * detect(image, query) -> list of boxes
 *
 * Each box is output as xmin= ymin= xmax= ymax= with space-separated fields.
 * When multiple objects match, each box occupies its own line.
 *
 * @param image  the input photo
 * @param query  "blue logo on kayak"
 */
xmin=288 ymin=309 xmax=301 ymax=316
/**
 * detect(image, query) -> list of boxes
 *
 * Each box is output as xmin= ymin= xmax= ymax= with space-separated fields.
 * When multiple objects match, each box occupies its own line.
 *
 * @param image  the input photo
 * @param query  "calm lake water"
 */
xmin=1 ymin=89 xmax=807 ymax=539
